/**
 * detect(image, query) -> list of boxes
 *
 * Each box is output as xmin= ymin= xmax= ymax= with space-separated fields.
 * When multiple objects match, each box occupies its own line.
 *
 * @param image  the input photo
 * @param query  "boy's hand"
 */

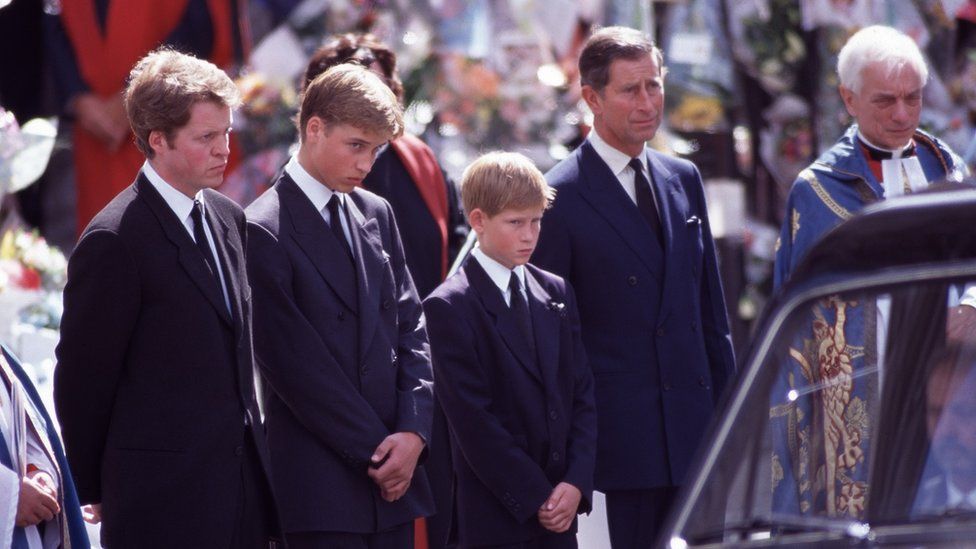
xmin=16 ymin=474 xmax=60 ymax=527
xmin=538 ymin=482 xmax=581 ymax=533
xmin=368 ymin=432 xmax=425 ymax=502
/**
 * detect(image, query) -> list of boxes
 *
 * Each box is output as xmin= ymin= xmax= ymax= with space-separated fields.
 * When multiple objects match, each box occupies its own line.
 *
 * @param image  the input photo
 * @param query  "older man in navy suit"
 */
xmin=532 ymin=26 xmax=736 ymax=548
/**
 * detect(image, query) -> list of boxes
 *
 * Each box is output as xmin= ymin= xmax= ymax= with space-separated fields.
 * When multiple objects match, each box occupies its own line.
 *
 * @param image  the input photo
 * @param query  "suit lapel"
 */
xmin=577 ymin=142 xmax=664 ymax=282
xmin=525 ymin=269 xmax=559 ymax=388
xmin=646 ymin=149 xmax=679 ymax=261
xmin=465 ymin=259 xmax=542 ymax=383
xmin=347 ymin=198 xmax=384 ymax=364
xmin=205 ymin=194 xmax=246 ymax=340
xmin=136 ymin=175 xmax=232 ymax=326
xmin=278 ymin=176 xmax=358 ymax=312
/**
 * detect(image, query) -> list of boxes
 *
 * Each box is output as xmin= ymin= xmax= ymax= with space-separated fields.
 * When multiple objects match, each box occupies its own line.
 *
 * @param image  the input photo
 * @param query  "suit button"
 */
xmin=549 ymin=409 xmax=559 ymax=420
xmin=361 ymin=365 xmax=368 ymax=375
xmin=551 ymin=451 xmax=561 ymax=462
xmin=699 ymin=376 xmax=707 ymax=387
xmin=235 ymin=445 xmax=244 ymax=456
xmin=627 ymin=275 xmax=638 ymax=286
xmin=338 ymin=311 xmax=345 ymax=321
xmin=663 ymin=383 xmax=672 ymax=392
xmin=657 ymin=328 xmax=665 ymax=337
xmin=381 ymin=299 xmax=391 ymax=310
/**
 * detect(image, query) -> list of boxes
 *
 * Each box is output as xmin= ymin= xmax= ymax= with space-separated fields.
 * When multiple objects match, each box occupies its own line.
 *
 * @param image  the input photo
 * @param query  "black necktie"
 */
xmin=630 ymin=158 xmax=662 ymax=245
xmin=327 ymin=194 xmax=354 ymax=261
xmin=191 ymin=200 xmax=223 ymax=289
xmin=509 ymin=271 xmax=535 ymax=356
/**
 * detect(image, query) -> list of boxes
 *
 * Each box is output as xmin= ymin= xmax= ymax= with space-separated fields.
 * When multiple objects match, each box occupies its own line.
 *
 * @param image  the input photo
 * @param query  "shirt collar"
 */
xmin=285 ymin=155 xmax=342 ymax=212
xmin=142 ymin=161 xmax=201 ymax=223
xmin=588 ymin=126 xmax=647 ymax=177
xmin=857 ymin=130 xmax=914 ymax=159
xmin=471 ymin=246 xmax=527 ymax=296
xmin=946 ymin=478 xmax=976 ymax=509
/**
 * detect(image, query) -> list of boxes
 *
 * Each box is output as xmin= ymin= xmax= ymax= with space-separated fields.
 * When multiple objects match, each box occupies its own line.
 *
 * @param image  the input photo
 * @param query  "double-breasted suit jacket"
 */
xmin=245 ymin=172 xmax=435 ymax=535
xmin=423 ymin=259 xmax=597 ymax=547
xmin=532 ymin=142 xmax=735 ymax=490
xmin=54 ymin=173 xmax=276 ymax=548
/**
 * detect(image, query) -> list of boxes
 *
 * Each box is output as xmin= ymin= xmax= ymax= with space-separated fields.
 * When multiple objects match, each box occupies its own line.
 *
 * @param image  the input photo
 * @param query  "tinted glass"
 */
xmin=675 ymin=278 xmax=976 ymax=545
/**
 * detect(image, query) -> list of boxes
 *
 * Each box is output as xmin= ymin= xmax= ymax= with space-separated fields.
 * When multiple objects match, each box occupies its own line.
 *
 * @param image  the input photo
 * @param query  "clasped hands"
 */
xmin=72 ymin=92 xmax=130 ymax=152
xmin=537 ymin=482 xmax=581 ymax=533
xmin=16 ymin=470 xmax=59 ymax=528
xmin=368 ymin=432 xmax=424 ymax=502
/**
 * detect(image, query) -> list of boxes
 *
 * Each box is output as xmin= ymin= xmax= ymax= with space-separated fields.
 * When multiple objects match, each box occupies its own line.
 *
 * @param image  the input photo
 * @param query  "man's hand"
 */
xmin=538 ymin=482 xmax=581 ymax=533
xmin=81 ymin=503 xmax=102 ymax=524
xmin=72 ymin=93 xmax=130 ymax=151
xmin=15 ymin=474 xmax=60 ymax=527
xmin=367 ymin=432 xmax=425 ymax=502
xmin=948 ymin=305 xmax=976 ymax=344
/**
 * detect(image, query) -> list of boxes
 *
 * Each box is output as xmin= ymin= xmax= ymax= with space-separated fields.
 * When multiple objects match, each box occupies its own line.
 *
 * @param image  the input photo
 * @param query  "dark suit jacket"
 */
xmin=54 ymin=173 xmax=277 ymax=548
xmin=423 ymin=259 xmax=597 ymax=546
xmin=532 ymin=142 xmax=735 ymax=491
xmin=245 ymin=173 xmax=435 ymax=534
xmin=363 ymin=146 xmax=466 ymax=299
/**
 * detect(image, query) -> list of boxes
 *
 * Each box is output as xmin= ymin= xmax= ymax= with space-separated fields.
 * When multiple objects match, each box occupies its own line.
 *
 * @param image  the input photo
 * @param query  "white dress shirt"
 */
xmin=143 ymin=161 xmax=232 ymax=313
xmin=285 ymin=156 xmax=354 ymax=248
xmin=587 ymin=127 xmax=660 ymax=215
xmin=471 ymin=247 xmax=527 ymax=306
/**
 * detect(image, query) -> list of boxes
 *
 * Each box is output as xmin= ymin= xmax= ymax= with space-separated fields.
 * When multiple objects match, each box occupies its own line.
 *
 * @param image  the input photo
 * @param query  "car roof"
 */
xmin=787 ymin=183 xmax=976 ymax=288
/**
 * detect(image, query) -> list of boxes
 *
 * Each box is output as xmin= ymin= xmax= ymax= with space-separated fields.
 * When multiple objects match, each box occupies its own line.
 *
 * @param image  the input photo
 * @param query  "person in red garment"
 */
xmin=51 ymin=0 xmax=247 ymax=234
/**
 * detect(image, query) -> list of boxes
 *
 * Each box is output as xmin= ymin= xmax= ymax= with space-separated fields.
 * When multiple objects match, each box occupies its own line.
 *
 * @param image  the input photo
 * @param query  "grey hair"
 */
xmin=837 ymin=25 xmax=928 ymax=94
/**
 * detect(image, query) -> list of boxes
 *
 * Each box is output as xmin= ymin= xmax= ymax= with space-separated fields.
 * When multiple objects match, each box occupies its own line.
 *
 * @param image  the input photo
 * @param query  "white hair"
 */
xmin=836 ymin=25 xmax=928 ymax=94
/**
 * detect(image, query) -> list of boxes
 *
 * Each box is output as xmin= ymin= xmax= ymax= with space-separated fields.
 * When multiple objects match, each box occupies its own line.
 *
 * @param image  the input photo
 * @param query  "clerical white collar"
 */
xmin=588 ymin=127 xmax=647 ymax=177
xmin=471 ymin=246 xmax=526 ymax=297
xmin=857 ymin=130 xmax=914 ymax=159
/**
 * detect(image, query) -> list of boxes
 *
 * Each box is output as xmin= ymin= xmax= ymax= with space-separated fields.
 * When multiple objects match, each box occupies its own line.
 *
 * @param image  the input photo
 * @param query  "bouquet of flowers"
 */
xmin=0 ymin=229 xmax=67 ymax=331
xmin=0 ymin=107 xmax=57 ymax=196
xmin=221 ymin=72 xmax=298 ymax=206
xmin=729 ymin=0 xmax=807 ymax=94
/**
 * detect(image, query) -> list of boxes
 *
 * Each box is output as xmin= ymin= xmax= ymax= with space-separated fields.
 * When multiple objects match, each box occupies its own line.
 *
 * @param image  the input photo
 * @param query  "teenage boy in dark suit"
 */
xmin=245 ymin=63 xmax=434 ymax=548
xmin=424 ymin=152 xmax=597 ymax=548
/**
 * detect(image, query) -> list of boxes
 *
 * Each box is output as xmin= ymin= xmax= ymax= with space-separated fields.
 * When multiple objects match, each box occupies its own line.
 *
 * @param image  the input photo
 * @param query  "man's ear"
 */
xmin=581 ymin=85 xmax=603 ymax=116
xmin=147 ymin=129 xmax=168 ymax=156
xmin=305 ymin=116 xmax=328 ymax=143
xmin=468 ymin=208 xmax=486 ymax=234
xmin=839 ymin=85 xmax=857 ymax=118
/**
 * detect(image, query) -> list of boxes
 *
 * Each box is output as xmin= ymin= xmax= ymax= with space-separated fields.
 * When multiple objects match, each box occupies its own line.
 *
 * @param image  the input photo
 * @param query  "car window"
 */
xmin=674 ymin=277 xmax=976 ymax=545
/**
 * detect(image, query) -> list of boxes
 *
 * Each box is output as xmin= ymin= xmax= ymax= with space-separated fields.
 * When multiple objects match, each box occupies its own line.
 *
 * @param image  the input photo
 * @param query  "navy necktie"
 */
xmin=509 ymin=272 xmax=535 ymax=356
xmin=327 ymin=194 xmax=354 ymax=261
xmin=629 ymin=157 xmax=663 ymax=245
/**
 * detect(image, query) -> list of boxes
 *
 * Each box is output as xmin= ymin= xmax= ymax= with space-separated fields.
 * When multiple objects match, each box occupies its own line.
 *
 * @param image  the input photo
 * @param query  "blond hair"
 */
xmin=298 ymin=63 xmax=403 ymax=141
xmin=124 ymin=49 xmax=241 ymax=159
xmin=461 ymin=152 xmax=555 ymax=217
